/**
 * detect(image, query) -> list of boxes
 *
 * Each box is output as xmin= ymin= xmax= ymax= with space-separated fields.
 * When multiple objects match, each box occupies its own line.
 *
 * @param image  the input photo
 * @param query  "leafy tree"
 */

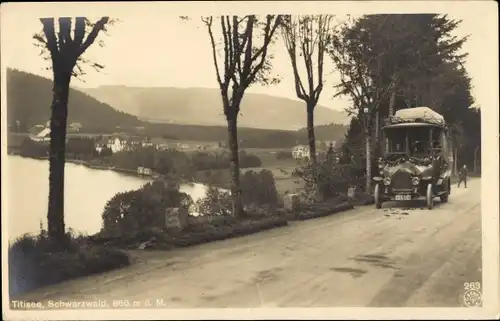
xmin=201 ymin=15 xmax=283 ymax=217
xmin=328 ymin=17 xmax=398 ymax=193
xmin=34 ymin=17 xmax=114 ymax=242
xmin=339 ymin=116 xmax=366 ymax=188
xmin=329 ymin=14 xmax=472 ymax=192
xmin=281 ymin=14 xmax=333 ymax=164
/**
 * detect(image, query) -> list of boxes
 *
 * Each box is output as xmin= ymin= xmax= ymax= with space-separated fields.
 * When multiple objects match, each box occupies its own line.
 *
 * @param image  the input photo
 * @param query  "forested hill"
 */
xmin=6 ymin=68 xmax=143 ymax=133
xmin=297 ymin=123 xmax=347 ymax=141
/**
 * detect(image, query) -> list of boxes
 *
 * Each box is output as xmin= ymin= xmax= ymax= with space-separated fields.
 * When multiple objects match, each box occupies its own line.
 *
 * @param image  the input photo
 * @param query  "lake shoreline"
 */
xmin=8 ymin=152 xmax=231 ymax=190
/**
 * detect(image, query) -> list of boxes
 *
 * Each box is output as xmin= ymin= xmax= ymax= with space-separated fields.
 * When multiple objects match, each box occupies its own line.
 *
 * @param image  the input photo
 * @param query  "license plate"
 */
xmin=395 ymin=195 xmax=411 ymax=201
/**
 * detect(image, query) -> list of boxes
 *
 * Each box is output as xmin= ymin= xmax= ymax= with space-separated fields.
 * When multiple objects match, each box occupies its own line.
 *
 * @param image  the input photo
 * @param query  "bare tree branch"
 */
xmin=203 ymin=17 xmax=223 ymax=87
xmin=282 ymin=15 xmax=333 ymax=107
xmin=78 ymin=17 xmax=109 ymax=56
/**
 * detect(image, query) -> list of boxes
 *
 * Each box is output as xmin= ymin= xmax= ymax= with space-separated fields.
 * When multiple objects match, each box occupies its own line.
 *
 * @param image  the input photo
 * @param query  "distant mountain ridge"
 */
xmin=78 ymin=85 xmax=350 ymax=131
xmin=6 ymin=69 xmax=348 ymax=146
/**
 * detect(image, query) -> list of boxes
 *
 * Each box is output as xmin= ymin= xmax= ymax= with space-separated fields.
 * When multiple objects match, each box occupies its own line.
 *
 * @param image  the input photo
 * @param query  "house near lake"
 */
xmin=95 ymin=135 xmax=163 ymax=154
xmin=292 ymin=145 xmax=311 ymax=160
xmin=29 ymin=124 xmax=46 ymax=135
xmin=30 ymin=127 xmax=51 ymax=142
xmin=137 ymin=166 xmax=153 ymax=176
xmin=108 ymin=137 xmax=128 ymax=153
xmin=68 ymin=122 xmax=83 ymax=133
xmin=95 ymin=136 xmax=128 ymax=154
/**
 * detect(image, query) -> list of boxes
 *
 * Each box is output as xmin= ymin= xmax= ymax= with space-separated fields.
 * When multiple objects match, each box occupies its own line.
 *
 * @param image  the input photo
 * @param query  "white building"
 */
xmin=292 ymin=145 xmax=310 ymax=160
xmin=68 ymin=122 xmax=83 ymax=133
xmin=137 ymin=167 xmax=153 ymax=176
xmin=95 ymin=136 xmax=128 ymax=154
xmin=108 ymin=137 xmax=128 ymax=153
xmin=30 ymin=127 xmax=51 ymax=142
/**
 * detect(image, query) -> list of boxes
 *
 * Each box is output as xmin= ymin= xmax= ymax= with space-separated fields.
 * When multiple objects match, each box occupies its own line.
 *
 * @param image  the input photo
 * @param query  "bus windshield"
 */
xmin=384 ymin=126 xmax=433 ymax=157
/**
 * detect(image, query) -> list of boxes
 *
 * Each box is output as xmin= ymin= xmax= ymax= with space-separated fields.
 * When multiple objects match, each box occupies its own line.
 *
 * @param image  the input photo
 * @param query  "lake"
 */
xmin=5 ymin=155 xmax=213 ymax=240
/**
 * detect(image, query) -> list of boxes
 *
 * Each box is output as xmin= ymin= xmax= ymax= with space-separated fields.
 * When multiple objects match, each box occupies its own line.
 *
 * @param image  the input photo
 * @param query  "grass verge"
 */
xmin=294 ymin=199 xmax=354 ymax=221
xmin=88 ymin=214 xmax=288 ymax=251
xmin=8 ymin=232 xmax=130 ymax=298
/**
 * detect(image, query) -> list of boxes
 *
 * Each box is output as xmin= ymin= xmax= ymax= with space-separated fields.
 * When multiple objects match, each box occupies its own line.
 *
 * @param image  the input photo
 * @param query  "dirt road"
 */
xmin=16 ymin=179 xmax=482 ymax=308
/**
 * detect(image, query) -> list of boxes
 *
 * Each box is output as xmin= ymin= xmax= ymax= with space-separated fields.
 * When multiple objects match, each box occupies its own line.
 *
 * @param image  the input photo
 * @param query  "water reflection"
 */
xmin=5 ymin=156 xmax=219 ymax=240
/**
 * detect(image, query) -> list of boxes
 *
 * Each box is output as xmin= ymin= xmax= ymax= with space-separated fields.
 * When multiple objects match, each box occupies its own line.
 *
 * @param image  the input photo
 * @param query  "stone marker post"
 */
xmin=165 ymin=207 xmax=189 ymax=232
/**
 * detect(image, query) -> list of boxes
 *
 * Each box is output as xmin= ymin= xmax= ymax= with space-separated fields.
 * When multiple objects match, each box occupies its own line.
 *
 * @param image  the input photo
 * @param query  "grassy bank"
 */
xmin=88 ymin=214 xmax=288 ymax=251
xmin=8 ymin=232 xmax=130 ymax=298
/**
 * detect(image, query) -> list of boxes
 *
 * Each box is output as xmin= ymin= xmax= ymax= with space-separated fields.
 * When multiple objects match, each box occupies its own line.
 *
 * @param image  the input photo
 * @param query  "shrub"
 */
xmin=241 ymin=169 xmax=279 ymax=208
xmin=293 ymin=156 xmax=353 ymax=203
xmin=194 ymin=169 xmax=279 ymax=216
xmin=239 ymin=150 xmax=262 ymax=168
xmin=194 ymin=185 xmax=232 ymax=216
xmin=8 ymin=230 xmax=129 ymax=297
xmin=101 ymin=180 xmax=193 ymax=236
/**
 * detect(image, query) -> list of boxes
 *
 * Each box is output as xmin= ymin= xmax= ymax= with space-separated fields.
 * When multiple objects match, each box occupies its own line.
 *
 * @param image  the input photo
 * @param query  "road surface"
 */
xmin=14 ymin=179 xmax=482 ymax=308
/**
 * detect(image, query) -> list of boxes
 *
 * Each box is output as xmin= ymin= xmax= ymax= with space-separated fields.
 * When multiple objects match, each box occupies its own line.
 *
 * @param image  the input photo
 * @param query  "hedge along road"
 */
xmin=15 ymin=178 xmax=482 ymax=308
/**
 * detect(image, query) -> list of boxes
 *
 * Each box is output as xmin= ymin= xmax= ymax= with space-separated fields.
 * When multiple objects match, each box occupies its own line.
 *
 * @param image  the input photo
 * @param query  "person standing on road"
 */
xmin=457 ymin=164 xmax=468 ymax=188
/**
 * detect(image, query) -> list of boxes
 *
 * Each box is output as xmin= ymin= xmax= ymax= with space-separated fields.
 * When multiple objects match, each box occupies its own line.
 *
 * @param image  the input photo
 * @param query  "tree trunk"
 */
xmin=474 ymin=146 xmax=479 ymax=174
xmin=375 ymin=111 xmax=380 ymax=155
xmin=306 ymin=107 xmax=317 ymax=164
xmin=388 ymin=90 xmax=396 ymax=116
xmin=226 ymin=115 xmax=244 ymax=217
xmin=47 ymin=69 xmax=72 ymax=243
xmin=453 ymin=147 xmax=458 ymax=175
xmin=365 ymin=133 xmax=372 ymax=194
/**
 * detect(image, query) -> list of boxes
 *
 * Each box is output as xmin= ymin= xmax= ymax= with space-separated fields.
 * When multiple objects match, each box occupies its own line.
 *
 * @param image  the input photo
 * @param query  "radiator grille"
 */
xmin=392 ymin=170 xmax=413 ymax=190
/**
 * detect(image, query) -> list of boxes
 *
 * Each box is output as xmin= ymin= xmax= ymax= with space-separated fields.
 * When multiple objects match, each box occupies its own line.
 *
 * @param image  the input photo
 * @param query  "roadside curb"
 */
xmin=350 ymin=198 xmax=375 ymax=206
xmin=294 ymin=202 xmax=355 ymax=221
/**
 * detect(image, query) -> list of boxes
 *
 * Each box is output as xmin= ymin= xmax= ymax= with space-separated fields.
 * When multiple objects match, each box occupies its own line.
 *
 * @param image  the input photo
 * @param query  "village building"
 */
xmin=68 ymin=122 xmax=83 ymax=133
xmin=94 ymin=135 xmax=128 ymax=154
xmin=30 ymin=127 xmax=51 ymax=142
xmin=29 ymin=124 xmax=46 ymax=135
xmin=137 ymin=166 xmax=153 ymax=176
xmin=108 ymin=136 xmax=128 ymax=153
xmin=292 ymin=145 xmax=311 ymax=160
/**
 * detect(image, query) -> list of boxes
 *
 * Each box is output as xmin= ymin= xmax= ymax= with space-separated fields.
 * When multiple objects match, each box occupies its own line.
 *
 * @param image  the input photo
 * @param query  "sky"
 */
xmin=1 ymin=1 xmax=497 ymax=112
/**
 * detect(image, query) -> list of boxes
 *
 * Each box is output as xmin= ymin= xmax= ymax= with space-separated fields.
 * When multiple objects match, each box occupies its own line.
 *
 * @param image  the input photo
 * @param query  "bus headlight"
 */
xmin=412 ymin=177 xmax=420 ymax=185
xmin=383 ymin=177 xmax=391 ymax=186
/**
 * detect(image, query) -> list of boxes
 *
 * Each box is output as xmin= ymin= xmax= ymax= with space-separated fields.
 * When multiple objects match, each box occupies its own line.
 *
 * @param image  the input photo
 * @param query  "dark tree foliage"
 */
xmin=331 ymin=14 xmax=478 ymax=191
